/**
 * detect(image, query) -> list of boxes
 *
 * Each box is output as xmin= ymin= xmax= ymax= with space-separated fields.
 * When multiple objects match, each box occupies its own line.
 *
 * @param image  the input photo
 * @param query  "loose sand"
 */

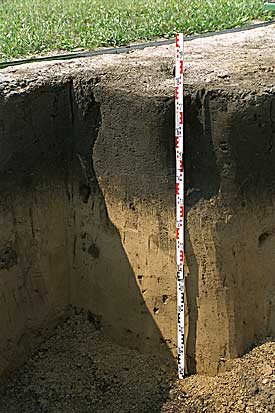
xmin=0 ymin=312 xmax=274 ymax=413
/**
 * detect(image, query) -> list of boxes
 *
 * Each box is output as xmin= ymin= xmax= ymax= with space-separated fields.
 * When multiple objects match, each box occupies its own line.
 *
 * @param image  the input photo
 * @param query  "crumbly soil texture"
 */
xmin=0 ymin=313 xmax=274 ymax=413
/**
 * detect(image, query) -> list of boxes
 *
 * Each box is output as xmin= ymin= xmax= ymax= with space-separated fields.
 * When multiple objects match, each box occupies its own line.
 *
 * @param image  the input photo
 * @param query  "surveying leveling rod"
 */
xmin=175 ymin=33 xmax=184 ymax=379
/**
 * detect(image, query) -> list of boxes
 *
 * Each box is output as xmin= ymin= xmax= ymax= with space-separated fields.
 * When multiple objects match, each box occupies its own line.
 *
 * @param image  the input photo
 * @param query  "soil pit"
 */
xmin=0 ymin=21 xmax=274 ymax=402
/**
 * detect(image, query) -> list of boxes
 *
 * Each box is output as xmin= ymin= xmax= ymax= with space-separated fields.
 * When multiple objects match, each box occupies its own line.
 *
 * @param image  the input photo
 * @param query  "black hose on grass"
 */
xmin=0 ymin=19 xmax=274 ymax=70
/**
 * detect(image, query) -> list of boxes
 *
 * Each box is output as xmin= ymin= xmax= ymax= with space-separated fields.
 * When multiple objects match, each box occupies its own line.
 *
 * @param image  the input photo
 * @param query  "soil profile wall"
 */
xmin=0 ymin=24 xmax=274 ymax=376
xmin=0 ymin=76 xmax=177 ymax=376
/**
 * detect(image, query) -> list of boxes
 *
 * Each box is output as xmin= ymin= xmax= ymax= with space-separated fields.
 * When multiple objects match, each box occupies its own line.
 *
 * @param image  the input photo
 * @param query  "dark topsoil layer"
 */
xmin=0 ymin=312 xmax=274 ymax=413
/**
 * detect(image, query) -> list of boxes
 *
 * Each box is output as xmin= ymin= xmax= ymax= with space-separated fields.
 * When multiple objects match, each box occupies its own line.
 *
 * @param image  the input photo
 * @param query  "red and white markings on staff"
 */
xmin=175 ymin=33 xmax=184 ymax=379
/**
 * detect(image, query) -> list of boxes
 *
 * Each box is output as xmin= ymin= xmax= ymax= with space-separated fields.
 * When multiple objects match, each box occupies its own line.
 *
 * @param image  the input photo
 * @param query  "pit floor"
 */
xmin=0 ymin=312 xmax=274 ymax=413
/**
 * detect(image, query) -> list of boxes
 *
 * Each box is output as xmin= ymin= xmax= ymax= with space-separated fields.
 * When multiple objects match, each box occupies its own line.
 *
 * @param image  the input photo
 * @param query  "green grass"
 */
xmin=0 ymin=0 xmax=273 ymax=62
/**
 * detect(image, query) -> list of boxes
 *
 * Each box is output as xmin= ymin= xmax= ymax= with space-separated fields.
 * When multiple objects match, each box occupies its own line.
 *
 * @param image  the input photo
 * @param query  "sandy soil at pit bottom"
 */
xmin=0 ymin=312 xmax=274 ymax=413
